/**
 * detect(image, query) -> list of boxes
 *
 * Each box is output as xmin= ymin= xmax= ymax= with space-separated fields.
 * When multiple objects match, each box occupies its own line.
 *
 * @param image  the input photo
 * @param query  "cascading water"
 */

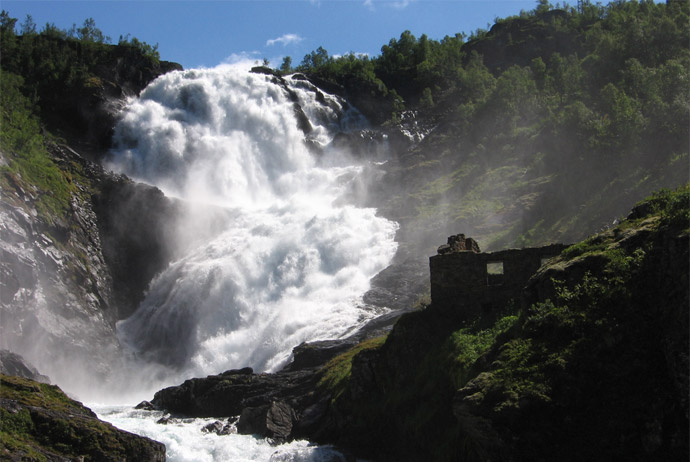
xmin=107 ymin=62 xmax=397 ymax=385
xmin=94 ymin=63 xmax=398 ymax=461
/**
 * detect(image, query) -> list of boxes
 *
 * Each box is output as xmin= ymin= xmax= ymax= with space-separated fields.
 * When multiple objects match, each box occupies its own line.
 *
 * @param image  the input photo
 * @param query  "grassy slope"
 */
xmin=0 ymin=374 xmax=164 ymax=461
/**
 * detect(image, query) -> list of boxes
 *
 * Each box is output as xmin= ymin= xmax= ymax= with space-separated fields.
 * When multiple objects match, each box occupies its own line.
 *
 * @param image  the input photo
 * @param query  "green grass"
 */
xmin=1 ymin=72 xmax=77 ymax=224
xmin=0 ymin=374 xmax=90 ymax=416
xmin=317 ymin=335 xmax=388 ymax=399
xmin=0 ymin=374 xmax=160 ymax=461
xmin=446 ymin=314 xmax=520 ymax=388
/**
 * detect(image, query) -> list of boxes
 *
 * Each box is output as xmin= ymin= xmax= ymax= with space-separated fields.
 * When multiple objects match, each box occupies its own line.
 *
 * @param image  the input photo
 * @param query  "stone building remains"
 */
xmin=430 ymin=234 xmax=567 ymax=319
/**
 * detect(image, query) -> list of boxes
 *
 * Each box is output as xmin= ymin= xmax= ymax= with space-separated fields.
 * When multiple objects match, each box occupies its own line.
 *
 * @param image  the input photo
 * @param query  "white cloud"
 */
xmin=363 ymin=0 xmax=415 ymax=10
xmin=266 ymin=33 xmax=304 ymax=47
xmin=390 ymin=0 xmax=414 ymax=9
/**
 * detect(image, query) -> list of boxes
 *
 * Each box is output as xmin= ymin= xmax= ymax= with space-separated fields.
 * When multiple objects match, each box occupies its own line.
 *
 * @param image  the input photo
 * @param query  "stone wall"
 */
xmin=429 ymin=234 xmax=566 ymax=319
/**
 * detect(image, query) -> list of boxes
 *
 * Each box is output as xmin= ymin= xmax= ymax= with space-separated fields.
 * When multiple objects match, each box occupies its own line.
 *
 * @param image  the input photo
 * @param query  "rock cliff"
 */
xmin=0 ymin=40 xmax=184 ymax=385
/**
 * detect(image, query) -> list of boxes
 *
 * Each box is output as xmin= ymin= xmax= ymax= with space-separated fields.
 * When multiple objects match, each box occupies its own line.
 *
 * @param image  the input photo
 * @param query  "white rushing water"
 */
xmin=110 ymin=64 xmax=397 ymax=379
xmin=97 ymin=64 xmax=396 ymax=459
xmin=94 ymin=404 xmax=347 ymax=462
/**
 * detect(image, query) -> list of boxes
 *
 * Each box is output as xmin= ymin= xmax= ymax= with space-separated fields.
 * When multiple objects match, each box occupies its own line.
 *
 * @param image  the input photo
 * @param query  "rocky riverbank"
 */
xmin=0 ymin=352 xmax=166 ymax=461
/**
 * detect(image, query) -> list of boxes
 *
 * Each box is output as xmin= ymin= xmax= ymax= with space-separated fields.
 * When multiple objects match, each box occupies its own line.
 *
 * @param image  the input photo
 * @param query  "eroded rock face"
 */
xmin=0 ymin=51 xmax=183 ymax=384
xmin=0 ymin=148 xmax=120 ymax=383
xmin=0 ymin=143 xmax=188 ymax=385
xmin=237 ymin=400 xmax=297 ymax=442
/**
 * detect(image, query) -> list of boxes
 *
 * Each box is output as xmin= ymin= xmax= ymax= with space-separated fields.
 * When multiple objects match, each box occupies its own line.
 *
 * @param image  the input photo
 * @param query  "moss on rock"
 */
xmin=0 ymin=374 xmax=165 ymax=462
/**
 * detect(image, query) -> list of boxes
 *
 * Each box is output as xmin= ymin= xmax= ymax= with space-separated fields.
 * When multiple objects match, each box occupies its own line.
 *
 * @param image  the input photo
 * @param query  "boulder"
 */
xmin=237 ymin=400 xmax=296 ymax=442
xmin=134 ymin=400 xmax=156 ymax=410
xmin=201 ymin=420 xmax=225 ymax=434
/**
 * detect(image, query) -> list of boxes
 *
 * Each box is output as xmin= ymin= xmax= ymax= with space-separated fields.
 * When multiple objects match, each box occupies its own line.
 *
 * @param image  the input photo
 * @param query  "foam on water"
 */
xmin=93 ymin=404 xmax=347 ymax=462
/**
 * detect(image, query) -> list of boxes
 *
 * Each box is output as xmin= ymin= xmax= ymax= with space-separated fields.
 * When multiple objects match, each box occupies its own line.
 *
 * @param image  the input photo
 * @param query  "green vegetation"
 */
xmin=0 ymin=374 xmax=163 ymax=461
xmin=0 ymin=11 xmax=173 ymax=226
xmin=328 ymin=186 xmax=688 ymax=461
xmin=291 ymin=0 xmax=688 ymax=250
xmin=0 ymin=71 xmax=76 ymax=223
xmin=1 ymin=11 xmax=166 ymax=144
xmin=318 ymin=335 xmax=387 ymax=400
xmin=0 ymin=375 xmax=87 ymax=414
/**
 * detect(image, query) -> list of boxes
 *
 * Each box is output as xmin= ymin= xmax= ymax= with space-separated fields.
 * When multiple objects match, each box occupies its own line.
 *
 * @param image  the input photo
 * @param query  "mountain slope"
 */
xmin=315 ymin=185 xmax=689 ymax=461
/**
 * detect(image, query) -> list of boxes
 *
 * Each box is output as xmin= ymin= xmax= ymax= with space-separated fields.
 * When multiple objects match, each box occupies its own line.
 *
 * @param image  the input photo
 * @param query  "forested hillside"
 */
xmin=294 ymin=0 xmax=689 ymax=251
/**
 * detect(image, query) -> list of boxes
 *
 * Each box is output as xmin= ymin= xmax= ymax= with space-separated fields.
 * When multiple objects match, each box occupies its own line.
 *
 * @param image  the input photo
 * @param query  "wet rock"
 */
xmin=201 ymin=420 xmax=225 ymax=434
xmin=0 ymin=152 xmax=121 ymax=384
xmin=151 ymin=368 xmax=319 ymax=418
xmin=283 ymin=340 xmax=356 ymax=372
xmin=218 ymin=420 xmax=237 ymax=435
xmin=237 ymin=400 xmax=296 ymax=442
xmin=237 ymin=405 xmax=268 ymax=435
xmin=134 ymin=400 xmax=156 ymax=410
xmin=156 ymin=415 xmax=173 ymax=425
xmin=151 ymin=367 xmax=328 ymax=442
xmin=221 ymin=367 xmax=253 ymax=376
xmin=362 ymin=253 xmax=429 ymax=311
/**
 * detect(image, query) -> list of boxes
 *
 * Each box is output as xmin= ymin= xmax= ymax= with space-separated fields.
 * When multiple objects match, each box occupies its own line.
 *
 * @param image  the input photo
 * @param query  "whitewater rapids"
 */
xmin=108 ymin=64 xmax=398 ymax=383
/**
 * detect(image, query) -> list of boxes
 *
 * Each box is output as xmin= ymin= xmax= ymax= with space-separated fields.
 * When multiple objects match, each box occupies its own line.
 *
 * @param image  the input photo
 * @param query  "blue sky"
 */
xmin=4 ymin=1 xmax=549 ymax=69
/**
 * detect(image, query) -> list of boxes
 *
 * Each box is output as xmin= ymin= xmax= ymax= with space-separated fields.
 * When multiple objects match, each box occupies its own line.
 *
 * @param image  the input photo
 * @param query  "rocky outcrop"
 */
xmin=0 ymin=374 xmax=165 ymax=461
xmin=0 ymin=139 xmax=206 ymax=383
xmin=0 ymin=47 xmax=184 ymax=382
xmin=0 ymin=350 xmax=50 ymax=384
xmin=150 ymin=367 xmax=328 ymax=443
xmin=92 ymin=175 xmax=182 ymax=319
xmin=282 ymin=340 xmax=358 ymax=372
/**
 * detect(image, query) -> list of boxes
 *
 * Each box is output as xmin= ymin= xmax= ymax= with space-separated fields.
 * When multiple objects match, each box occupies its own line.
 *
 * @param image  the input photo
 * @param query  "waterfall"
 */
xmin=108 ymin=65 xmax=398 ymax=379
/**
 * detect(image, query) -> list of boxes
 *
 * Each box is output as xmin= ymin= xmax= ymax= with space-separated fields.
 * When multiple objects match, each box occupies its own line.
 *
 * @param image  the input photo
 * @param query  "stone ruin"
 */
xmin=436 ymin=234 xmax=481 ymax=254
xmin=429 ymin=234 xmax=567 ymax=319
